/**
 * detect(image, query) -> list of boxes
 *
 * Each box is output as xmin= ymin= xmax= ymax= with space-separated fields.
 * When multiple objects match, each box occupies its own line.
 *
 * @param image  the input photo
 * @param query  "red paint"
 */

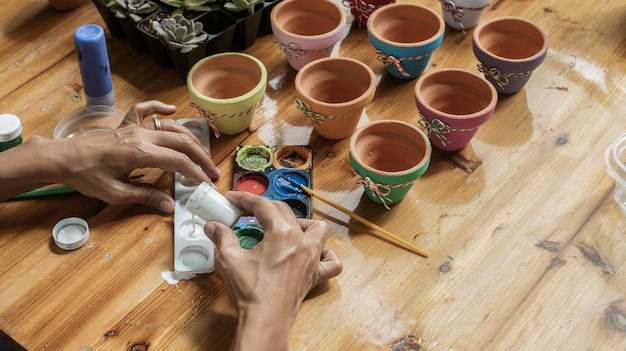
xmin=236 ymin=175 xmax=268 ymax=195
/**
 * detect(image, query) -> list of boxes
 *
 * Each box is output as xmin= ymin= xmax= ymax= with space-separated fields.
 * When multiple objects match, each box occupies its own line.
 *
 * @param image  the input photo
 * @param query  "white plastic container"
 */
xmin=172 ymin=118 xmax=243 ymax=275
xmin=605 ymin=132 xmax=626 ymax=215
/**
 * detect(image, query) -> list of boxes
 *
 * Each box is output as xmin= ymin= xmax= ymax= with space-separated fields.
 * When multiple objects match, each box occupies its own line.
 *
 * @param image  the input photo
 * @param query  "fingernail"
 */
xmin=159 ymin=200 xmax=174 ymax=213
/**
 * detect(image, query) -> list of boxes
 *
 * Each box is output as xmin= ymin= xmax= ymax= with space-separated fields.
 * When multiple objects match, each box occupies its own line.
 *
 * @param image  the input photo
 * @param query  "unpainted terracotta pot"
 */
xmin=349 ymin=120 xmax=431 ymax=207
xmin=367 ymin=3 xmax=445 ymax=79
xmin=472 ymin=16 xmax=549 ymax=94
xmin=295 ymin=57 xmax=376 ymax=140
xmin=414 ymin=68 xmax=497 ymax=151
xmin=187 ymin=53 xmax=267 ymax=136
xmin=271 ymin=0 xmax=347 ymax=70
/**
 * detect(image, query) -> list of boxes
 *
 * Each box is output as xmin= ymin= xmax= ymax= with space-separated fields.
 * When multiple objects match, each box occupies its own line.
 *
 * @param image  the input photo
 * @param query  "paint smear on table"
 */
xmin=161 ymin=271 xmax=196 ymax=284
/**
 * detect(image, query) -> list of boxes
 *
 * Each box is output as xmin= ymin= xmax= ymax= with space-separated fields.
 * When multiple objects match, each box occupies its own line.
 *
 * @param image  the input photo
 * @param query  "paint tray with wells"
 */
xmin=173 ymin=118 xmax=215 ymax=274
xmin=232 ymin=145 xmax=312 ymax=249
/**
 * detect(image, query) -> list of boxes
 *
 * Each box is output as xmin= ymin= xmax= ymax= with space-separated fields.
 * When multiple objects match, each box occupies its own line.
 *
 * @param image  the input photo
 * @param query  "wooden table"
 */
xmin=1 ymin=0 xmax=625 ymax=349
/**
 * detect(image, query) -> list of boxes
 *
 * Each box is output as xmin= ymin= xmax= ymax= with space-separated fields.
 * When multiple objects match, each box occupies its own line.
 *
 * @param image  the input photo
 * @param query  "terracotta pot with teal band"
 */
xmin=187 ymin=52 xmax=267 ymax=136
xmin=367 ymin=3 xmax=445 ymax=79
xmin=349 ymin=120 xmax=431 ymax=209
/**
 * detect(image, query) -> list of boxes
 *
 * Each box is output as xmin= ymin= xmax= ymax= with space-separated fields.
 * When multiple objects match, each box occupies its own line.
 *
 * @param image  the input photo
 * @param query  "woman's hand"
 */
xmin=53 ymin=100 xmax=220 ymax=212
xmin=0 ymin=100 xmax=220 ymax=212
xmin=204 ymin=191 xmax=343 ymax=351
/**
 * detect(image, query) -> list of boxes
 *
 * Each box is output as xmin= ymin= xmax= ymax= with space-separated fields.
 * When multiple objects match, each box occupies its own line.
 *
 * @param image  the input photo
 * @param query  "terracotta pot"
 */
xmin=367 ymin=3 xmax=445 ymax=79
xmin=271 ymin=0 xmax=347 ymax=71
xmin=187 ymin=53 xmax=267 ymax=136
xmin=294 ymin=57 xmax=376 ymax=140
xmin=350 ymin=120 xmax=431 ymax=208
xmin=344 ymin=0 xmax=396 ymax=28
xmin=439 ymin=0 xmax=490 ymax=31
xmin=414 ymin=68 xmax=497 ymax=151
xmin=472 ymin=16 xmax=549 ymax=94
xmin=48 ymin=0 xmax=83 ymax=11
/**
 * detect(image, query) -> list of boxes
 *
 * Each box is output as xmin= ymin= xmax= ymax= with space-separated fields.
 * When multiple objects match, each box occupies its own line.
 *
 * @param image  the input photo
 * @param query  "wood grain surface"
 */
xmin=0 ymin=0 xmax=624 ymax=350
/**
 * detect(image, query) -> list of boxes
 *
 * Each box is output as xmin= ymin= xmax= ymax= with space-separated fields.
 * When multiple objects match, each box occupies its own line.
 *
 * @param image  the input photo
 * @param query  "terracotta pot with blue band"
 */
xmin=367 ymin=3 xmax=445 ymax=80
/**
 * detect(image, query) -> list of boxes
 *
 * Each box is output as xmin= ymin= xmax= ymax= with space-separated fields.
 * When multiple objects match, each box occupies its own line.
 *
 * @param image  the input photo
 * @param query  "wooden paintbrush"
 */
xmin=299 ymin=184 xmax=429 ymax=258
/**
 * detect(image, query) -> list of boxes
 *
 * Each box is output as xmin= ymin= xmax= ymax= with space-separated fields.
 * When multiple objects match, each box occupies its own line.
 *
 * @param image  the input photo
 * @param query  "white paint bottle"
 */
xmin=186 ymin=182 xmax=243 ymax=228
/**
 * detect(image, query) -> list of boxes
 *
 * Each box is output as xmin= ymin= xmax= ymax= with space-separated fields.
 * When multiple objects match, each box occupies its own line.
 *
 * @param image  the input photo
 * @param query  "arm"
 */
xmin=0 ymin=101 xmax=221 ymax=212
xmin=203 ymin=191 xmax=343 ymax=351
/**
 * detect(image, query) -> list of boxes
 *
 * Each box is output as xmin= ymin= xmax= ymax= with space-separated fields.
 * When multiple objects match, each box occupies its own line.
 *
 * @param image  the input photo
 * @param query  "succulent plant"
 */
xmin=109 ymin=0 xmax=159 ymax=23
xmin=152 ymin=14 xmax=208 ymax=53
xmin=223 ymin=0 xmax=263 ymax=15
xmin=159 ymin=0 xmax=215 ymax=16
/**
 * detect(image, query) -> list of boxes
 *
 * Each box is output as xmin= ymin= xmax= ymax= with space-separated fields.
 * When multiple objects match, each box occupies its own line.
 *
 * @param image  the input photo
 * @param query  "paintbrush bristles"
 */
xmin=300 ymin=185 xmax=429 ymax=258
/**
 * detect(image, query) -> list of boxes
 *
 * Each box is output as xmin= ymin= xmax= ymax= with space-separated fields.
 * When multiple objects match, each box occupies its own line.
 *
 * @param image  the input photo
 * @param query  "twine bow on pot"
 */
xmin=418 ymin=112 xmax=451 ymax=146
xmin=295 ymin=98 xmax=348 ymax=126
xmin=189 ymin=102 xmax=259 ymax=138
xmin=353 ymin=171 xmax=415 ymax=210
xmin=342 ymin=0 xmax=377 ymax=27
xmin=375 ymin=50 xmax=431 ymax=77
xmin=439 ymin=0 xmax=465 ymax=31
xmin=275 ymin=41 xmax=334 ymax=62
xmin=477 ymin=64 xmax=532 ymax=90
xmin=274 ymin=41 xmax=304 ymax=60
xmin=418 ymin=112 xmax=480 ymax=147
xmin=439 ymin=0 xmax=489 ymax=33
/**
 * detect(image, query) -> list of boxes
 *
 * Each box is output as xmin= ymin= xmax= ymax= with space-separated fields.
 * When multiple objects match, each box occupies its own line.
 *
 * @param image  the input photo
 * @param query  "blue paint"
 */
xmin=74 ymin=24 xmax=115 ymax=106
xmin=267 ymin=169 xmax=309 ymax=198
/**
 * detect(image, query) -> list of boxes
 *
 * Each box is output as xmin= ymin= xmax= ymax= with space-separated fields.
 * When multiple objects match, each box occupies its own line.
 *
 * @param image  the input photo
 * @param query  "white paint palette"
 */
xmin=173 ymin=118 xmax=214 ymax=275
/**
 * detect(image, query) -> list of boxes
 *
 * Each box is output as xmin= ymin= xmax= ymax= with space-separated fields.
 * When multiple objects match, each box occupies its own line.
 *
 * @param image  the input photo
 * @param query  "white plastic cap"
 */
xmin=52 ymin=217 xmax=90 ymax=250
xmin=0 ymin=114 xmax=22 ymax=141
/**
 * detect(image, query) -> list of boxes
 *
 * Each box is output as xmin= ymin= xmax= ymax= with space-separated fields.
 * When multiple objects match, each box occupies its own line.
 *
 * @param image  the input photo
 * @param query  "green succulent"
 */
xmin=110 ymin=0 xmax=159 ymax=23
xmin=152 ymin=14 xmax=208 ymax=53
xmin=159 ymin=0 xmax=215 ymax=16
xmin=223 ymin=0 xmax=263 ymax=15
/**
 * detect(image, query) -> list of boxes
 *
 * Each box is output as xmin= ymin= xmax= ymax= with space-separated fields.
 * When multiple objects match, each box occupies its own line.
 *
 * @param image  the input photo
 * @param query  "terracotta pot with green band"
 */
xmin=295 ymin=57 xmax=376 ymax=140
xmin=187 ymin=52 xmax=267 ymax=136
xmin=349 ymin=120 xmax=431 ymax=209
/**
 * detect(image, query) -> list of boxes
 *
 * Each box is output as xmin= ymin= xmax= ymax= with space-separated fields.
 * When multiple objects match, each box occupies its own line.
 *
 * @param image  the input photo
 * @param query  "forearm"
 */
xmin=231 ymin=304 xmax=293 ymax=351
xmin=0 ymin=136 xmax=67 ymax=201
